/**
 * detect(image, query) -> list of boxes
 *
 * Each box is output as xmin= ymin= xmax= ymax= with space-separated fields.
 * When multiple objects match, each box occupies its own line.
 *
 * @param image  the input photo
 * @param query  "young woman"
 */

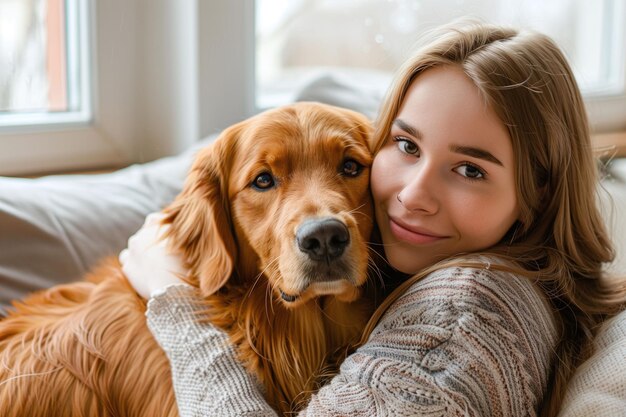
xmin=121 ymin=22 xmax=626 ymax=416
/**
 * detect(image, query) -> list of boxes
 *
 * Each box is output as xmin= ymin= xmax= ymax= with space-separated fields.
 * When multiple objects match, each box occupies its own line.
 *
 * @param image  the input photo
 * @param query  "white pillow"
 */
xmin=558 ymin=309 xmax=626 ymax=416
xmin=0 ymin=141 xmax=204 ymax=314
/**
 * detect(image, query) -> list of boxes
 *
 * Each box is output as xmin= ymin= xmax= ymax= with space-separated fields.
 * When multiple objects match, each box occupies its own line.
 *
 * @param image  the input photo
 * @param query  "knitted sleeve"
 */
xmin=146 ymin=284 xmax=276 ymax=417
xmin=146 ymin=266 xmax=558 ymax=417
xmin=301 ymin=266 xmax=558 ymax=416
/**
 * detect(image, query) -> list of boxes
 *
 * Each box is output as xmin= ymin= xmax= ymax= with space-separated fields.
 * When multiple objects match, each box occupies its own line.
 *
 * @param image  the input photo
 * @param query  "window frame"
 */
xmin=585 ymin=0 xmax=626 ymax=133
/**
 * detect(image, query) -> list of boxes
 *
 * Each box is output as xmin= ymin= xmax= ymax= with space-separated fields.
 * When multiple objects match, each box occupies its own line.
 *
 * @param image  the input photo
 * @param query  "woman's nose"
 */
xmin=396 ymin=163 xmax=439 ymax=214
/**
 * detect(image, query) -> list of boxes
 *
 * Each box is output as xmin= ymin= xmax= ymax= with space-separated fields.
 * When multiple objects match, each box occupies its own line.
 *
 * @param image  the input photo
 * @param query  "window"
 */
xmin=0 ymin=0 xmax=91 ymax=128
xmin=0 ymin=0 xmax=138 ymax=177
xmin=255 ymin=0 xmax=626 ymax=131
xmin=0 ymin=0 xmax=232 ymax=177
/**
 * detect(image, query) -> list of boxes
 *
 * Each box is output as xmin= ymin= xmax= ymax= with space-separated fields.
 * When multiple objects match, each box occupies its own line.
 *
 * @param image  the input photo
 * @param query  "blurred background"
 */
xmin=0 ymin=0 xmax=624 ymax=175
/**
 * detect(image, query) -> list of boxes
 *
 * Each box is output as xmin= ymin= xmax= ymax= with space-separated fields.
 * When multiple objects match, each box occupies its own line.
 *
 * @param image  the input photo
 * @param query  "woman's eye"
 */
xmin=394 ymin=137 xmax=419 ymax=156
xmin=341 ymin=159 xmax=363 ymax=177
xmin=455 ymin=164 xmax=485 ymax=180
xmin=252 ymin=173 xmax=275 ymax=190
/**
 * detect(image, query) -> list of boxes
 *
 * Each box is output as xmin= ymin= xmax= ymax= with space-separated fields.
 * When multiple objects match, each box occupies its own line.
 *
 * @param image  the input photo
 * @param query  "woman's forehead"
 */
xmin=393 ymin=66 xmax=514 ymax=165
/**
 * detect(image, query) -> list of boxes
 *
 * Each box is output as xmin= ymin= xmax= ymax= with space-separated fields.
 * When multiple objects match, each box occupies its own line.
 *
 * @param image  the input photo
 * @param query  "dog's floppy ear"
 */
xmin=161 ymin=124 xmax=243 ymax=297
xmin=350 ymin=111 xmax=375 ymax=152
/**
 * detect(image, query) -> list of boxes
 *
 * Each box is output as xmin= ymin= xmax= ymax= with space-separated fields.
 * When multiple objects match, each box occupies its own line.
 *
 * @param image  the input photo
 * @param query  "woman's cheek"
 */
xmin=370 ymin=148 xmax=394 ymax=205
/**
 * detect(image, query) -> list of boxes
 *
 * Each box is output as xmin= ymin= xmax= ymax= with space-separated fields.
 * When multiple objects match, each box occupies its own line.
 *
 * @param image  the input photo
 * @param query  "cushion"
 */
xmin=555 ymin=158 xmax=626 ymax=414
xmin=558 ymin=308 xmax=626 ymax=416
xmin=294 ymin=71 xmax=388 ymax=119
xmin=600 ymin=158 xmax=626 ymax=275
xmin=0 ymin=140 xmax=207 ymax=314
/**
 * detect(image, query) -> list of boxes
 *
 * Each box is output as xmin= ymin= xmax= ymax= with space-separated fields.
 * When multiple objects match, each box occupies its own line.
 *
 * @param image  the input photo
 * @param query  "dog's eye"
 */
xmin=252 ymin=173 xmax=275 ymax=190
xmin=341 ymin=159 xmax=363 ymax=177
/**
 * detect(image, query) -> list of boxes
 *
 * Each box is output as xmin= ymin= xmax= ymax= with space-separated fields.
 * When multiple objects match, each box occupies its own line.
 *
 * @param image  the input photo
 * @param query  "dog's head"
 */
xmin=163 ymin=102 xmax=374 ymax=307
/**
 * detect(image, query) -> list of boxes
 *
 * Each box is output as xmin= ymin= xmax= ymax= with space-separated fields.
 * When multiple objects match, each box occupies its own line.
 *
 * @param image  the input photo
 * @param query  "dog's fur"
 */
xmin=0 ymin=102 xmax=376 ymax=416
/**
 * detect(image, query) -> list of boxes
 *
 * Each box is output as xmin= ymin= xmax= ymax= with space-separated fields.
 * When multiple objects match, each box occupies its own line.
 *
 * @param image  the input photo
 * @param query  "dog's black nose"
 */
xmin=296 ymin=218 xmax=350 ymax=261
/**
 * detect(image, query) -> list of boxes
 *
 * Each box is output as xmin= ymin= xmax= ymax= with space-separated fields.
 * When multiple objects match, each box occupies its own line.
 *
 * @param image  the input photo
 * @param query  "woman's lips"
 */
xmin=388 ymin=217 xmax=447 ymax=245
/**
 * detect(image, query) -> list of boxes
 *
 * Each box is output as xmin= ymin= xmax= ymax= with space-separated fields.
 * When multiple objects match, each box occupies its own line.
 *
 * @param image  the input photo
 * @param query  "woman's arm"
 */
xmin=146 ymin=284 xmax=276 ymax=417
xmin=302 ymin=265 xmax=558 ymax=415
xmin=144 ymin=265 xmax=558 ymax=416
xmin=122 ymin=214 xmax=275 ymax=415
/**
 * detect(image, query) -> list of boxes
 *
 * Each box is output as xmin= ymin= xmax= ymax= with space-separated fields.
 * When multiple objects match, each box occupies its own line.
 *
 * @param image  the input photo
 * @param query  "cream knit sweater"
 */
xmin=146 ymin=265 xmax=558 ymax=416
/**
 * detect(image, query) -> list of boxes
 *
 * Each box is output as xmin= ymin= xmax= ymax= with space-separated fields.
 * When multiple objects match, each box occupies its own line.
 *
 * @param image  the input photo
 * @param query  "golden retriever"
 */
xmin=0 ymin=102 xmax=376 ymax=416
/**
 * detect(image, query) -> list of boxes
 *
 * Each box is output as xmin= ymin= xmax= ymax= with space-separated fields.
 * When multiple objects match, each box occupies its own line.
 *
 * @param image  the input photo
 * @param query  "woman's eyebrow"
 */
xmin=393 ymin=118 xmax=504 ymax=166
xmin=450 ymin=145 xmax=503 ymax=166
xmin=393 ymin=119 xmax=422 ymax=139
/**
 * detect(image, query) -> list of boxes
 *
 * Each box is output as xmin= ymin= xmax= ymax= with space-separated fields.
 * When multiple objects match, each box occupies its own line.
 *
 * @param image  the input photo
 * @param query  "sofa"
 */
xmin=1 ymin=75 xmax=625 ymax=415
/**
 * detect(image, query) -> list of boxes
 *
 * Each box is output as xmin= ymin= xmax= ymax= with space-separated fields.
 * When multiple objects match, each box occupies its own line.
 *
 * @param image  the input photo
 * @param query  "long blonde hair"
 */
xmin=363 ymin=22 xmax=626 ymax=416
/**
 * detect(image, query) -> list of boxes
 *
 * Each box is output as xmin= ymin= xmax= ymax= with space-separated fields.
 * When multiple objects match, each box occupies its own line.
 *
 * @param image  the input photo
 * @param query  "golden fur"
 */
xmin=0 ymin=102 xmax=376 ymax=416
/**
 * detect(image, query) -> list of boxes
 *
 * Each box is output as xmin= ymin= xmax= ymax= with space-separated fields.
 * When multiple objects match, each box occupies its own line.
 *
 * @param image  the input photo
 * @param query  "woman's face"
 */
xmin=371 ymin=65 xmax=519 ymax=274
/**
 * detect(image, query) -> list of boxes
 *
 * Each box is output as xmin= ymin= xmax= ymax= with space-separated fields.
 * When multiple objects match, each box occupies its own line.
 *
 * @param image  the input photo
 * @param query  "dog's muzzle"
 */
xmin=280 ymin=217 xmax=356 ymax=303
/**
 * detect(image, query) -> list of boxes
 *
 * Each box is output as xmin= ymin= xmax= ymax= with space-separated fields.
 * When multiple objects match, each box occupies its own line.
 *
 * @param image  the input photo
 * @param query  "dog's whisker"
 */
xmin=350 ymin=212 xmax=374 ymax=225
xmin=367 ymin=243 xmax=391 ymax=264
xmin=243 ymin=255 xmax=282 ymax=318
xmin=365 ymin=242 xmax=391 ymax=289
xmin=264 ymin=276 xmax=274 ymax=325
xmin=245 ymin=327 xmax=271 ymax=362
xmin=259 ymin=264 xmax=282 ymax=325
xmin=238 ymin=274 xmax=263 ymax=322
xmin=366 ymin=258 xmax=386 ymax=289
xmin=264 ymin=287 xmax=272 ymax=325
xmin=242 ymin=275 xmax=277 ymax=363
xmin=347 ymin=203 xmax=367 ymax=215
xmin=268 ymin=274 xmax=283 ymax=316
xmin=236 ymin=257 xmax=283 ymax=334
xmin=347 ymin=208 xmax=373 ymax=221
xmin=247 ymin=255 xmax=281 ymax=299
xmin=366 ymin=253 xmax=383 ymax=271
xmin=243 ymin=257 xmax=282 ymax=327
xmin=348 ymin=209 xmax=369 ymax=218
xmin=247 ymin=273 xmax=264 ymax=299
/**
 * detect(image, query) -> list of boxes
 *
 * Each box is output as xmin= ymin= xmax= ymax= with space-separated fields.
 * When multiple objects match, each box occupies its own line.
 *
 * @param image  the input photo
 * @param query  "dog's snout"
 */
xmin=296 ymin=218 xmax=350 ymax=261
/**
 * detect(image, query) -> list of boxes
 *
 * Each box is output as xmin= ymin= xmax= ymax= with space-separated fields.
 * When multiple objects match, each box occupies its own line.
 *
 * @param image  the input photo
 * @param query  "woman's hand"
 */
xmin=119 ymin=212 xmax=189 ymax=299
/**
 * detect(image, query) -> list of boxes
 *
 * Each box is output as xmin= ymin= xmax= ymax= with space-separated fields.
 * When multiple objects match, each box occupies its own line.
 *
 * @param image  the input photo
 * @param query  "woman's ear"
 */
xmin=161 ymin=127 xmax=241 ymax=297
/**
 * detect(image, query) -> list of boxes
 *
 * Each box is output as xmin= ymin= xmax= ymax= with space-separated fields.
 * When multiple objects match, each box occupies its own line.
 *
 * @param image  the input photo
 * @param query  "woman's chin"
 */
xmin=385 ymin=251 xmax=428 ymax=275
